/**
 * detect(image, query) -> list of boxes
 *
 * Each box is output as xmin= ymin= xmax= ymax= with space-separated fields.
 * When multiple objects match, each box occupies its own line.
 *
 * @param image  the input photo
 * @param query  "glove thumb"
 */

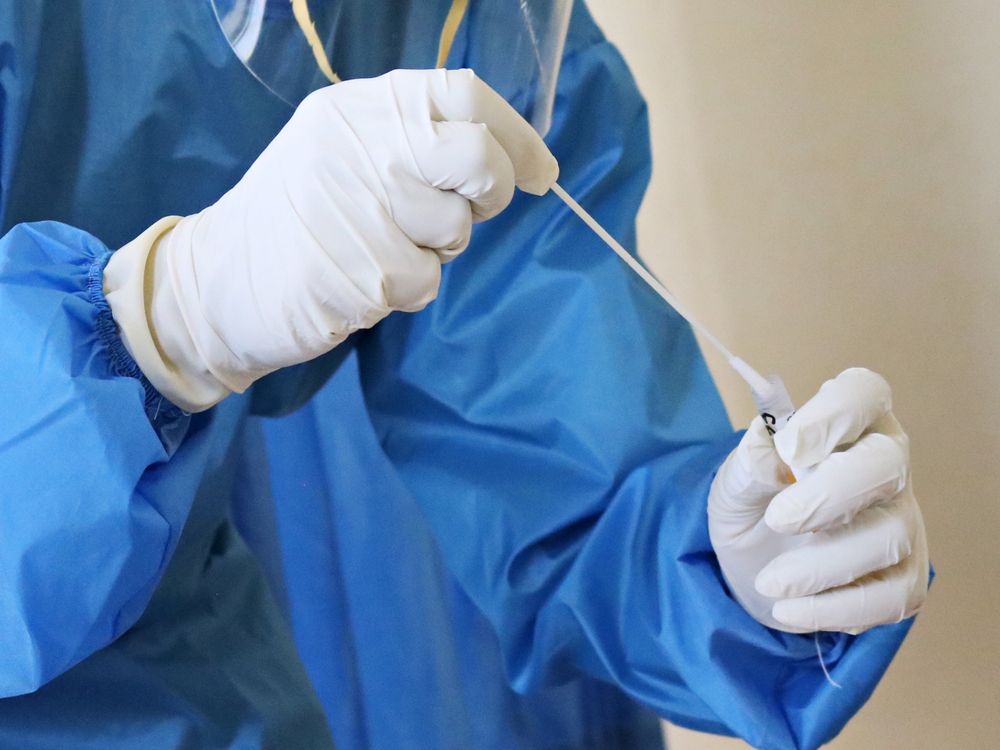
xmin=708 ymin=416 xmax=792 ymax=542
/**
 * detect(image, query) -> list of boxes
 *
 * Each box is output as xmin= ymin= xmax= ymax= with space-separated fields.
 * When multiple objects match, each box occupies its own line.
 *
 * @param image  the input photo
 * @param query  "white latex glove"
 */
xmin=708 ymin=368 xmax=929 ymax=634
xmin=104 ymin=69 xmax=558 ymax=411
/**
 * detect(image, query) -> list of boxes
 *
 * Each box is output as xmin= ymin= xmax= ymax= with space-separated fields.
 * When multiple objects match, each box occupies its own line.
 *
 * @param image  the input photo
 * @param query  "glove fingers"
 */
xmin=395 ymin=68 xmax=559 ymax=195
xmin=419 ymin=121 xmax=516 ymax=224
xmin=774 ymin=368 xmax=892 ymax=469
xmin=756 ymin=491 xmax=918 ymax=599
xmin=311 ymin=179 xmax=443 ymax=313
xmin=382 ymin=244 xmax=442 ymax=312
xmin=391 ymin=182 xmax=473 ymax=262
xmin=764 ymin=428 xmax=908 ymax=534
xmin=771 ymin=541 xmax=927 ymax=633
xmin=356 ymin=220 xmax=443 ymax=312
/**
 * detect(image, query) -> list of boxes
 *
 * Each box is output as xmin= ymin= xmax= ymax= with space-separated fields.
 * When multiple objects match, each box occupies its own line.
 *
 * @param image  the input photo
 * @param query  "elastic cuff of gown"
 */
xmin=88 ymin=250 xmax=186 ymax=422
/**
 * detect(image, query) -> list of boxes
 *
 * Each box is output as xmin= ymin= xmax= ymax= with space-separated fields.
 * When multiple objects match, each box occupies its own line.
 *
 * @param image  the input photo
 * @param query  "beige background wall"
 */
xmin=584 ymin=2 xmax=1000 ymax=748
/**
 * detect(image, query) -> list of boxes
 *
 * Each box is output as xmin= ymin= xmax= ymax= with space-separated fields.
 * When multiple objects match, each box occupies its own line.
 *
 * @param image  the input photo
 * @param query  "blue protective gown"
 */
xmin=0 ymin=2 xmax=916 ymax=749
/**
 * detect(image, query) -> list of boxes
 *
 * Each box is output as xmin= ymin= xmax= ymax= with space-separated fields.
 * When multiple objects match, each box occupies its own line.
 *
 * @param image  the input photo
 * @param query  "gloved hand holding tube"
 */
xmin=708 ymin=368 xmax=929 ymax=633
xmin=550 ymin=173 xmax=930 ymax=636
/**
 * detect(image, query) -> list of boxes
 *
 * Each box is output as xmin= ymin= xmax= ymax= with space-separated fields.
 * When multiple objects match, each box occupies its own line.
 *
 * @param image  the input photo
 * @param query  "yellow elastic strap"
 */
xmin=291 ymin=0 xmax=466 ymax=84
xmin=436 ymin=0 xmax=469 ymax=68
xmin=290 ymin=0 xmax=341 ymax=84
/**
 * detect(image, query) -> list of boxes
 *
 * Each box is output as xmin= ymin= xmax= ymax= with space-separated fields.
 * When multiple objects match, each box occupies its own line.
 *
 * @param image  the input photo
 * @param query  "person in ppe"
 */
xmin=0 ymin=1 xmax=929 ymax=749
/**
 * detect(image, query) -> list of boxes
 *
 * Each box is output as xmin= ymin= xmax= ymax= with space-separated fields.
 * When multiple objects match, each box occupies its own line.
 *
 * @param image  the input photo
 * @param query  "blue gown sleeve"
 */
xmin=349 ymin=17 xmax=916 ymax=750
xmin=0 ymin=222 xmax=194 ymax=697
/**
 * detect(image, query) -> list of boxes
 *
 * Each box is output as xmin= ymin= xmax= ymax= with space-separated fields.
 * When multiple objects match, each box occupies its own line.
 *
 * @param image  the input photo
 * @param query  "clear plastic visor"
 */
xmin=210 ymin=0 xmax=571 ymax=135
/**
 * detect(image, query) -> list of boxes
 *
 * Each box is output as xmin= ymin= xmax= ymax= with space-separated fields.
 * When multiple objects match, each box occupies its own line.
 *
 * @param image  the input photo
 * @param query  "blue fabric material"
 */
xmin=0 ymin=2 xmax=916 ymax=749
xmin=0 ymin=224 xmax=335 ymax=748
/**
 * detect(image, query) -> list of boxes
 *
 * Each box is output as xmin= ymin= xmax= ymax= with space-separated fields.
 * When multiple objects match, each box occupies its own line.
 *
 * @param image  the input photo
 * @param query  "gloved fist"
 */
xmin=106 ymin=69 xmax=558 ymax=411
xmin=708 ymin=368 xmax=929 ymax=634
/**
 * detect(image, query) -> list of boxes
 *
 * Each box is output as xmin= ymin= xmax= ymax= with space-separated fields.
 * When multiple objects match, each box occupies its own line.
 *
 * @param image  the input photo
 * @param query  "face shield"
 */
xmin=210 ymin=0 xmax=571 ymax=135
